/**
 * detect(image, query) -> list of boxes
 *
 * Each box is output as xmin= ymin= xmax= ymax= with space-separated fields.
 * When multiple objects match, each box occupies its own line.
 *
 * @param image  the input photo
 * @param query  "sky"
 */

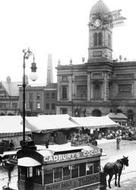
xmin=0 ymin=0 xmax=136 ymax=84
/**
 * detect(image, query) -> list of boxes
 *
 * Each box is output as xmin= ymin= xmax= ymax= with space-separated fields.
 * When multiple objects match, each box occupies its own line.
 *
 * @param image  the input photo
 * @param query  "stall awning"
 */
xmin=0 ymin=116 xmax=31 ymax=136
xmin=18 ymin=157 xmax=41 ymax=167
xmin=108 ymin=112 xmax=127 ymax=121
xmin=71 ymin=115 xmax=118 ymax=129
xmin=24 ymin=114 xmax=118 ymax=132
xmin=25 ymin=114 xmax=78 ymax=132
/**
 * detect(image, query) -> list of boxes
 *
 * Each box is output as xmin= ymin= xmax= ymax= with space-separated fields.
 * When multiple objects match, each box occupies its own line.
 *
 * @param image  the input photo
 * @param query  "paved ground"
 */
xmin=108 ymin=172 xmax=136 ymax=190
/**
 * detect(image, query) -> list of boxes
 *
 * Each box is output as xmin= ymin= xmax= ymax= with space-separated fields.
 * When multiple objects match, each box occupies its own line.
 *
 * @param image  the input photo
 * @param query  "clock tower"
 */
xmin=88 ymin=0 xmax=112 ymax=62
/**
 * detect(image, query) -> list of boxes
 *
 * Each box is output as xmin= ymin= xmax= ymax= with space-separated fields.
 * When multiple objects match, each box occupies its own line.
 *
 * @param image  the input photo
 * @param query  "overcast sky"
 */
xmin=0 ymin=0 xmax=135 ymax=83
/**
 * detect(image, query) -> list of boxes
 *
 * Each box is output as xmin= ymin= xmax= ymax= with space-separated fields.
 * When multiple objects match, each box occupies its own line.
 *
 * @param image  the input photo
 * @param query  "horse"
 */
xmin=103 ymin=156 xmax=129 ymax=188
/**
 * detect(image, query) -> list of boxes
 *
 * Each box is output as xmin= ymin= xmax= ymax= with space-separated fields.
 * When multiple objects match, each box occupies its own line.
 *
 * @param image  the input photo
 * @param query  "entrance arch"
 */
xmin=92 ymin=109 xmax=101 ymax=116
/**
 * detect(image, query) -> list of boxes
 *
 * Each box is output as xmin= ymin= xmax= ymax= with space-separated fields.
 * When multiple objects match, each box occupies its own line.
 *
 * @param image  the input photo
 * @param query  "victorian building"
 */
xmin=0 ymin=76 xmax=20 ymax=115
xmin=56 ymin=0 xmax=136 ymax=125
xmin=19 ymin=83 xmax=57 ymax=115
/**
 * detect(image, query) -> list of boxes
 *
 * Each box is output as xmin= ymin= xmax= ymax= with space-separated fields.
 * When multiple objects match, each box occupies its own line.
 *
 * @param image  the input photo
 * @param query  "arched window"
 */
xmin=93 ymin=33 xmax=97 ymax=46
xmin=62 ymin=86 xmax=67 ymax=99
xmin=93 ymin=32 xmax=102 ymax=46
xmin=93 ymin=80 xmax=101 ymax=99
xmin=98 ymin=32 xmax=102 ymax=46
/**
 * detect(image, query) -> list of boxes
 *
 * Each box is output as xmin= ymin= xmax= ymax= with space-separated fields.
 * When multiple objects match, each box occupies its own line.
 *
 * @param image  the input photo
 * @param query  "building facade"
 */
xmin=0 ymin=77 xmax=20 ymax=115
xmin=19 ymin=85 xmax=45 ymax=115
xmin=19 ymin=83 xmax=57 ymax=115
xmin=56 ymin=0 xmax=136 ymax=125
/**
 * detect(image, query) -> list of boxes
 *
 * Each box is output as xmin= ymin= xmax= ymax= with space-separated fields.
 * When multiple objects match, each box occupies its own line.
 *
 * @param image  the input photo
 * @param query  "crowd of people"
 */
xmin=101 ymin=127 xmax=136 ymax=141
xmin=70 ymin=128 xmax=98 ymax=146
xmin=43 ymin=126 xmax=136 ymax=148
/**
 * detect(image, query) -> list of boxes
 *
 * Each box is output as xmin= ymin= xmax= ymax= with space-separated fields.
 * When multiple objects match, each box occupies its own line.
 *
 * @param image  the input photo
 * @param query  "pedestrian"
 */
xmin=9 ymin=140 xmax=14 ymax=150
xmin=116 ymin=136 xmax=121 ymax=150
xmin=45 ymin=139 xmax=49 ymax=148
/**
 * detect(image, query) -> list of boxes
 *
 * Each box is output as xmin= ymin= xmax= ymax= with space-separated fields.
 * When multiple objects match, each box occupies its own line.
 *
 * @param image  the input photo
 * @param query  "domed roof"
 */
xmin=90 ymin=0 xmax=110 ymax=16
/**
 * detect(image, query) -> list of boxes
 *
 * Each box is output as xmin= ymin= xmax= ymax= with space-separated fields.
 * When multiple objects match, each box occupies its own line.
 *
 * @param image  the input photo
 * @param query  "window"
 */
xmin=54 ymin=167 xmax=62 ymax=182
xmin=93 ymin=32 xmax=102 ymax=46
xmin=62 ymin=86 xmax=67 ymax=99
xmin=94 ymin=33 xmax=97 ymax=46
xmin=29 ymin=101 xmax=33 ymax=110
xmin=33 ymin=166 xmax=42 ymax=184
xmin=118 ymin=84 xmax=132 ymax=95
xmin=79 ymin=163 xmax=86 ymax=177
xmin=37 ymin=93 xmax=40 ymax=100
xmin=46 ymin=103 xmax=49 ymax=110
xmin=94 ymin=161 xmax=100 ymax=173
xmin=119 ymin=84 xmax=132 ymax=92
xmin=29 ymin=93 xmax=33 ymax=100
xmin=77 ymin=85 xmax=87 ymax=99
xmin=12 ymin=103 xmax=17 ymax=109
xmin=98 ymin=32 xmax=102 ymax=46
xmin=61 ymin=108 xmax=67 ymax=114
xmin=86 ymin=163 xmax=93 ymax=175
xmin=27 ymin=167 xmax=33 ymax=177
xmin=52 ymin=92 xmax=55 ymax=99
xmin=93 ymin=82 xmax=101 ymax=100
xmin=36 ymin=102 xmax=40 ymax=109
xmin=0 ymin=91 xmax=6 ymax=96
xmin=33 ymin=166 xmax=41 ymax=177
xmin=51 ymin=103 xmax=55 ymax=110
xmin=63 ymin=166 xmax=70 ymax=180
xmin=71 ymin=164 xmax=78 ymax=178
xmin=44 ymin=169 xmax=53 ymax=184
xmin=46 ymin=93 xmax=49 ymax=99
xmin=0 ymin=103 xmax=6 ymax=109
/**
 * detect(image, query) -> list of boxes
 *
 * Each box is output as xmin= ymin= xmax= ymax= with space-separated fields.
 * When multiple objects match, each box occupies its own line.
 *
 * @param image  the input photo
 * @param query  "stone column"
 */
xmin=133 ymin=73 xmax=136 ymax=96
xmin=87 ymin=73 xmax=91 ymax=101
xmin=57 ymin=76 xmax=60 ymax=101
xmin=103 ymin=72 xmax=109 ymax=101
xmin=90 ymin=81 xmax=93 ymax=99
xmin=69 ymin=75 xmax=72 ymax=101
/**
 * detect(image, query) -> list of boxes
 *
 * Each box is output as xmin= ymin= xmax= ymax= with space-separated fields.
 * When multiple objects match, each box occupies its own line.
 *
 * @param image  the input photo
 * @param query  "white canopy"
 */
xmin=25 ymin=114 xmax=118 ymax=132
xmin=0 ymin=115 xmax=118 ymax=135
xmin=25 ymin=114 xmax=78 ymax=132
xmin=71 ymin=115 xmax=118 ymax=129
xmin=0 ymin=116 xmax=30 ymax=135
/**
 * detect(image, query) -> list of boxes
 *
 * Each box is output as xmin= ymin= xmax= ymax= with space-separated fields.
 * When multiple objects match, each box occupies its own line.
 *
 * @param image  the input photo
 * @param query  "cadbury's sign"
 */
xmin=44 ymin=148 xmax=101 ymax=163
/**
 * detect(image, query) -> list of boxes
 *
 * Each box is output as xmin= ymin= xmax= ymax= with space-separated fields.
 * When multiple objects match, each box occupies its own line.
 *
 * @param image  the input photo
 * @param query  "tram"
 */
xmin=17 ymin=141 xmax=103 ymax=190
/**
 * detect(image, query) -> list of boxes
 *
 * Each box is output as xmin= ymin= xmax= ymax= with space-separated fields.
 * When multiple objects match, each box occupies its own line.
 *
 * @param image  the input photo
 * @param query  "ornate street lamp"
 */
xmin=22 ymin=48 xmax=38 ymax=146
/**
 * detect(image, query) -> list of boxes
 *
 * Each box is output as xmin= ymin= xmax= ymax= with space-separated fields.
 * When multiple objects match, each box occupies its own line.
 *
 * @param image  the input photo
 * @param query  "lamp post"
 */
xmin=22 ymin=48 xmax=37 ymax=145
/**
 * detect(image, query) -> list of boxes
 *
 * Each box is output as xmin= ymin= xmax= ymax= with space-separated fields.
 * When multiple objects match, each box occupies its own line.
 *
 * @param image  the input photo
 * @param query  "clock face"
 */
xmin=94 ymin=19 xmax=101 ymax=27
